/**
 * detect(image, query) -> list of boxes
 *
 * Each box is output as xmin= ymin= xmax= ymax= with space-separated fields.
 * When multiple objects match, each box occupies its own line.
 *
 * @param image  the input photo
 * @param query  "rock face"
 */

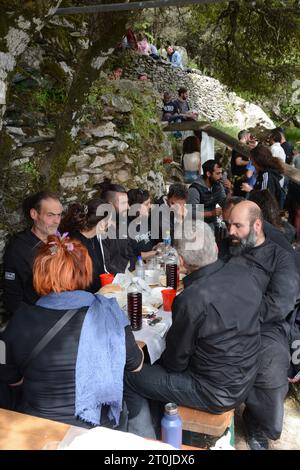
xmin=123 ymin=52 xmax=275 ymax=130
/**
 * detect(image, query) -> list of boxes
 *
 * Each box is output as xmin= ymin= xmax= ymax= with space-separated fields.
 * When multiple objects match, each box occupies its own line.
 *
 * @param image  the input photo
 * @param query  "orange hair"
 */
xmin=33 ymin=235 xmax=93 ymax=295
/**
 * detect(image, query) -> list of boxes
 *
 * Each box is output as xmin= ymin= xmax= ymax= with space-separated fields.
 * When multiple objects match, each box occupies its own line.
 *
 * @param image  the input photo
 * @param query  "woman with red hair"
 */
xmin=0 ymin=234 xmax=143 ymax=429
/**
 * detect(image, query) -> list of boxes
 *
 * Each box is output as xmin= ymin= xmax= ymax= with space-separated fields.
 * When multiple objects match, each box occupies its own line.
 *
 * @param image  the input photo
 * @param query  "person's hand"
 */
xmin=152 ymin=242 xmax=164 ymax=251
xmin=223 ymin=179 xmax=232 ymax=190
xmin=241 ymin=182 xmax=253 ymax=192
xmin=212 ymin=207 xmax=222 ymax=217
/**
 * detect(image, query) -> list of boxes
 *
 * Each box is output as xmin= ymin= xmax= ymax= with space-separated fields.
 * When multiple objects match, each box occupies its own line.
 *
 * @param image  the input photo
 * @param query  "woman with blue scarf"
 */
xmin=0 ymin=234 xmax=143 ymax=429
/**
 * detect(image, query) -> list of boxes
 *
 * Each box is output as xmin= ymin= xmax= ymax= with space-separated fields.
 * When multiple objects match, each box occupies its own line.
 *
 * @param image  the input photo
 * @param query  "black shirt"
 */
xmin=188 ymin=177 xmax=226 ymax=225
xmin=162 ymin=101 xmax=180 ymax=121
xmin=104 ymin=218 xmax=137 ymax=273
xmin=281 ymin=141 xmax=294 ymax=165
xmin=128 ymin=217 xmax=154 ymax=256
xmin=0 ymin=302 xmax=142 ymax=427
xmin=3 ymin=228 xmax=42 ymax=314
xmin=71 ymin=232 xmax=111 ymax=292
xmin=230 ymin=150 xmax=248 ymax=197
xmin=162 ymin=259 xmax=263 ymax=413
xmin=254 ymin=169 xmax=283 ymax=205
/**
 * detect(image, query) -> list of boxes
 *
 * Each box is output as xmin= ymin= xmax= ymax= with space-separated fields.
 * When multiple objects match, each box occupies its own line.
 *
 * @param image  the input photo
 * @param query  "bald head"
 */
xmin=228 ymin=201 xmax=265 ymax=255
xmin=230 ymin=201 xmax=263 ymax=226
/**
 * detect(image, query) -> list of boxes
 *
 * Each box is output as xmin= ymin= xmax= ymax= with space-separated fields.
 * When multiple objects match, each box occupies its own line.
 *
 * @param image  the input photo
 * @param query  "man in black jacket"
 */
xmin=124 ymin=220 xmax=263 ymax=439
xmin=3 ymin=191 xmax=62 ymax=315
xmin=100 ymin=182 xmax=136 ymax=273
xmin=226 ymin=201 xmax=300 ymax=449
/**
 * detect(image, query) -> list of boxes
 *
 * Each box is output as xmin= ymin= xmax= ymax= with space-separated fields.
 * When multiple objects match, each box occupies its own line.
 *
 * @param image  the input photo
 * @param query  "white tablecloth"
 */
xmin=133 ymin=308 xmax=172 ymax=364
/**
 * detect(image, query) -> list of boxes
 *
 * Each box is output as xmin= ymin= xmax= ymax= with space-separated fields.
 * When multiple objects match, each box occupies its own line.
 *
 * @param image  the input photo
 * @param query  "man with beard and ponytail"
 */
xmin=226 ymin=201 xmax=300 ymax=450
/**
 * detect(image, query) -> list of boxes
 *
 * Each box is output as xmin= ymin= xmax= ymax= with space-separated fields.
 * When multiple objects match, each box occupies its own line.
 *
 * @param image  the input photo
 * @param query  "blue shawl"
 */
xmin=36 ymin=290 xmax=129 ymax=426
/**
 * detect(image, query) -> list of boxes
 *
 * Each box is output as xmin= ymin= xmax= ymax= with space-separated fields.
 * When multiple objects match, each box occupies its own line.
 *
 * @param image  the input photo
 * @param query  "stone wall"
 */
xmin=121 ymin=51 xmax=275 ymax=130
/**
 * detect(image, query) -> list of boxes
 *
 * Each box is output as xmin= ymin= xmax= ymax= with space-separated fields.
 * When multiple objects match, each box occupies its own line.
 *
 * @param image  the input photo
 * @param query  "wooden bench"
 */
xmin=178 ymin=406 xmax=234 ymax=447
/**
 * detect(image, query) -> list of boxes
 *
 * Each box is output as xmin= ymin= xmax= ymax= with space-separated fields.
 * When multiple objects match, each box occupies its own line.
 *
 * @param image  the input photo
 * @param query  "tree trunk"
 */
xmin=44 ymin=6 xmax=134 ymax=190
xmin=0 ymin=0 xmax=62 ymax=130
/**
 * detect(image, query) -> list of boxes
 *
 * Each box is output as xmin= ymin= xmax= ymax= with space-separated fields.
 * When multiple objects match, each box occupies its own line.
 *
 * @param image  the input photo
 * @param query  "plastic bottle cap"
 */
xmin=164 ymin=402 xmax=178 ymax=415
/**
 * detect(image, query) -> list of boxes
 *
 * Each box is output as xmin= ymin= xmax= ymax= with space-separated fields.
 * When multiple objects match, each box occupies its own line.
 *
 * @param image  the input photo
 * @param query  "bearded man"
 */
xmin=225 ymin=201 xmax=300 ymax=450
xmin=188 ymin=159 xmax=231 ymax=229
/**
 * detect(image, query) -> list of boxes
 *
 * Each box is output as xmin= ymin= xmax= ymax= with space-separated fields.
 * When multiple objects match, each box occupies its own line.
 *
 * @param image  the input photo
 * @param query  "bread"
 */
xmin=159 ymin=275 xmax=167 ymax=287
xmin=99 ymin=284 xmax=123 ymax=294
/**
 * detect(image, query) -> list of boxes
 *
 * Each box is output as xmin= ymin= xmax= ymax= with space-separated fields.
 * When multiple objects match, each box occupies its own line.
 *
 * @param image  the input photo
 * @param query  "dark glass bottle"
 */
xmin=166 ymin=263 xmax=178 ymax=290
xmin=127 ymin=282 xmax=142 ymax=331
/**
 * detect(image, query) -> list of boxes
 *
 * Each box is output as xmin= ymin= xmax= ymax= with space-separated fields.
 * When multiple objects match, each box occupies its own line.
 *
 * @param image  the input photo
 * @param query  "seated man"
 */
xmin=226 ymin=201 xmax=300 ymax=449
xmin=188 ymin=159 xmax=230 ymax=229
xmin=3 ymin=191 xmax=62 ymax=315
xmin=124 ymin=221 xmax=263 ymax=439
xmin=173 ymin=87 xmax=198 ymax=121
xmin=97 ymin=180 xmax=137 ymax=273
xmin=154 ymin=183 xmax=188 ymax=244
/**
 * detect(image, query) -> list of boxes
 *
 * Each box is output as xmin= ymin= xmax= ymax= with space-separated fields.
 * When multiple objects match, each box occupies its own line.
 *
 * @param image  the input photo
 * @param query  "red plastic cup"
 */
xmin=99 ymin=273 xmax=114 ymax=286
xmin=161 ymin=289 xmax=177 ymax=312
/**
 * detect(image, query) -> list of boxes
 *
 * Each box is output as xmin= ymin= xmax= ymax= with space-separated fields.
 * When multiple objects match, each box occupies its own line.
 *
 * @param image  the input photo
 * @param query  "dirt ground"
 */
xmin=235 ymin=386 xmax=300 ymax=450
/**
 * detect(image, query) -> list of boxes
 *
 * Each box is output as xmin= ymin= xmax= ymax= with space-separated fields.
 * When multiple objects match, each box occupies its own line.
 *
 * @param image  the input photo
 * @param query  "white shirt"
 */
xmin=270 ymin=143 xmax=286 ymax=187
xmin=270 ymin=142 xmax=286 ymax=163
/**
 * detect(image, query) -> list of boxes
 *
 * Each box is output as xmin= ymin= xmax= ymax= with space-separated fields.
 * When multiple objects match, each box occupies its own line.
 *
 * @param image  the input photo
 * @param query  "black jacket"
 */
xmin=254 ymin=169 xmax=283 ymax=205
xmin=162 ymin=259 xmax=263 ymax=413
xmin=188 ymin=177 xmax=226 ymax=225
xmin=71 ymin=232 xmax=112 ymax=292
xmin=107 ymin=220 xmax=137 ymax=273
xmin=3 ymin=229 xmax=42 ymax=314
xmin=219 ymin=238 xmax=300 ymax=343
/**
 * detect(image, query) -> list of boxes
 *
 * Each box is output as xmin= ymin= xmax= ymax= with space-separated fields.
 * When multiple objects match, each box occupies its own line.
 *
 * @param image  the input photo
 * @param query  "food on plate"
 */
xmin=99 ymin=284 xmax=123 ymax=294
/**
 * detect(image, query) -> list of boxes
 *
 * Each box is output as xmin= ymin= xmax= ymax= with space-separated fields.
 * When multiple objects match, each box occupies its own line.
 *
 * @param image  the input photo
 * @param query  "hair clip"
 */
xmin=48 ymin=242 xmax=58 ymax=256
xmin=83 ymin=205 xmax=88 ymax=215
xmin=55 ymin=231 xmax=69 ymax=240
xmin=65 ymin=242 xmax=74 ymax=252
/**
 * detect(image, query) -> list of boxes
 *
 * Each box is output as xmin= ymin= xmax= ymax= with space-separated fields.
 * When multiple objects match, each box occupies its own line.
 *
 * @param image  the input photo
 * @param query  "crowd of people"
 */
xmin=0 ymin=141 xmax=300 ymax=449
xmin=1 ymin=31 xmax=300 ymax=448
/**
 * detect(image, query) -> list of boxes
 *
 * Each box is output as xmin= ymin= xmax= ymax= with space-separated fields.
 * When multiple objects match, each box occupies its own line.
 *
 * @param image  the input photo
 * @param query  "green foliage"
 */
xmin=285 ymin=128 xmax=300 ymax=146
xmin=32 ymin=86 xmax=67 ymax=113
xmin=181 ymin=0 xmax=299 ymax=98
xmin=186 ymin=59 xmax=198 ymax=69
xmin=213 ymin=121 xmax=240 ymax=139
xmin=21 ymin=161 xmax=40 ymax=179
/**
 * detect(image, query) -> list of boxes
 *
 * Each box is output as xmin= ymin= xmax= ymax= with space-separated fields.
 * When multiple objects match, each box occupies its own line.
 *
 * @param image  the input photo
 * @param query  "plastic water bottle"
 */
xmin=161 ymin=403 xmax=182 ymax=449
xmin=135 ymin=255 xmax=145 ymax=280
xmin=127 ymin=279 xmax=142 ymax=331
xmin=163 ymin=230 xmax=172 ymax=255
xmin=214 ymin=204 xmax=227 ymax=245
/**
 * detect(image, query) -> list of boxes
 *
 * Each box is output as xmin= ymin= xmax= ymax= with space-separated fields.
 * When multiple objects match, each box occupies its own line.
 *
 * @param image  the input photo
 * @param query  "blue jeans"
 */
xmin=124 ymin=364 xmax=211 ymax=439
